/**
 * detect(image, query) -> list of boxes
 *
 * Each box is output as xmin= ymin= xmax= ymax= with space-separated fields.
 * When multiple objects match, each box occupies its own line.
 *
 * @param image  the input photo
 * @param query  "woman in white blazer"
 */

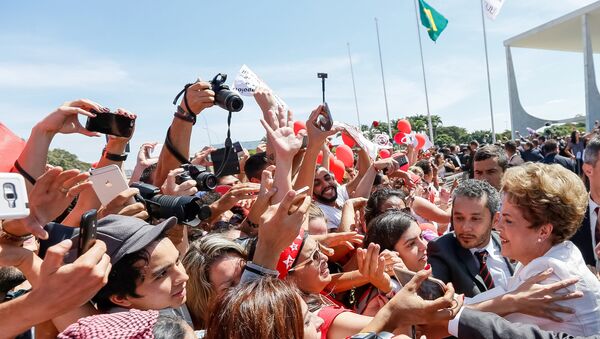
xmin=491 ymin=163 xmax=600 ymax=336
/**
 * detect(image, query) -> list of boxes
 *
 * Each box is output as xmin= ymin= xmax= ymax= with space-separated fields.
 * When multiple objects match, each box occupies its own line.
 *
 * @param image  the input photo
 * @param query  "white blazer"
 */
xmin=503 ymin=241 xmax=600 ymax=336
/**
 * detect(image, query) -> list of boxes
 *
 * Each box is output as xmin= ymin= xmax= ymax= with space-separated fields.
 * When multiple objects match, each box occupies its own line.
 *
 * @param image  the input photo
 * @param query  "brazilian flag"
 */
xmin=418 ymin=0 xmax=448 ymax=42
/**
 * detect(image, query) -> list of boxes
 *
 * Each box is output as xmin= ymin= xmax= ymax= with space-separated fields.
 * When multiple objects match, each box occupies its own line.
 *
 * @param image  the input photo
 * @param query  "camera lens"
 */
xmin=150 ymin=194 xmax=200 ymax=222
xmin=216 ymin=90 xmax=244 ymax=112
xmin=196 ymin=172 xmax=218 ymax=191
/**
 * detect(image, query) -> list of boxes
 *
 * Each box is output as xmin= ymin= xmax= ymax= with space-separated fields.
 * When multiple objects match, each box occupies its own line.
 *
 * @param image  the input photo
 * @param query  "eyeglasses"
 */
xmin=288 ymin=244 xmax=325 ymax=272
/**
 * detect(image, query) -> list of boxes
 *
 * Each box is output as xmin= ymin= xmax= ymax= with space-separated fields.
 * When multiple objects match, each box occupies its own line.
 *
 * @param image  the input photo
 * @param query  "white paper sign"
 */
xmin=335 ymin=122 xmax=378 ymax=160
xmin=233 ymin=64 xmax=288 ymax=109
xmin=483 ymin=0 xmax=505 ymax=20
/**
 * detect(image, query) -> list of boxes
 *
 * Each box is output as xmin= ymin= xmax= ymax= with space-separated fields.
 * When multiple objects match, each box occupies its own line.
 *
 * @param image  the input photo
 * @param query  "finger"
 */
xmin=544 ymin=304 xmax=575 ymax=315
xmin=550 ymin=291 xmax=583 ymax=302
xmin=406 ymin=269 xmax=432 ymax=292
xmin=76 ymin=240 xmax=108 ymax=267
xmin=260 ymin=118 xmax=275 ymax=135
xmin=62 ymin=106 xmax=97 ymax=118
xmin=34 ymin=167 xmax=61 ymax=190
xmin=356 ymin=248 xmax=365 ymax=272
xmin=364 ymin=243 xmax=375 ymax=275
xmin=41 ymin=239 xmax=73 ymax=274
xmin=67 ymin=181 xmax=93 ymax=198
xmin=176 ymin=180 xmax=198 ymax=192
xmin=106 ymin=188 xmax=139 ymax=208
xmin=526 ymin=267 xmax=556 ymax=285
xmin=294 ymin=195 xmax=312 ymax=215
xmin=64 ymin=99 xmax=102 ymax=112
xmin=134 ymin=211 xmax=149 ymax=220
xmin=119 ymin=203 xmax=147 ymax=217
xmin=52 ymin=170 xmax=81 ymax=190
xmin=276 ymin=106 xmax=287 ymax=128
xmin=343 ymin=241 xmax=355 ymax=250
xmin=97 ymin=253 xmax=112 ymax=284
xmin=79 ymin=127 xmax=102 ymax=137
xmin=545 ymin=277 xmax=580 ymax=292
xmin=375 ymin=255 xmax=386 ymax=277
xmin=308 ymin=105 xmax=324 ymax=123
xmin=287 ymin=109 xmax=294 ymax=127
xmin=266 ymin=109 xmax=279 ymax=129
xmin=61 ymin=171 xmax=90 ymax=189
xmin=188 ymin=81 xmax=211 ymax=91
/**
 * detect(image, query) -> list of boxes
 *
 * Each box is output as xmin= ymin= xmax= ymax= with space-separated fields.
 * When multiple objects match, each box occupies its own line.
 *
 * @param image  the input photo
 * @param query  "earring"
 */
xmin=537 ymin=238 xmax=542 ymax=243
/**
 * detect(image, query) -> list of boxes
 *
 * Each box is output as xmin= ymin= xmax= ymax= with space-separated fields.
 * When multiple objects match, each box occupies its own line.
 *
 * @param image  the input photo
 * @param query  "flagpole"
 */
xmin=480 ymin=0 xmax=497 ymax=143
xmin=347 ymin=42 xmax=361 ymax=128
xmin=412 ymin=0 xmax=435 ymax=144
xmin=375 ymin=18 xmax=392 ymax=138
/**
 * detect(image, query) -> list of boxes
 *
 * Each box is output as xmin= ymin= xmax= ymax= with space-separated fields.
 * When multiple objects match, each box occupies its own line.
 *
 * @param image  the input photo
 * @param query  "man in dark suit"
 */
xmin=521 ymin=141 xmax=544 ymax=162
xmin=542 ymin=139 xmax=576 ymax=172
xmin=456 ymin=308 xmax=600 ymax=338
xmin=428 ymin=179 xmax=515 ymax=297
xmin=572 ymin=136 xmax=600 ymax=267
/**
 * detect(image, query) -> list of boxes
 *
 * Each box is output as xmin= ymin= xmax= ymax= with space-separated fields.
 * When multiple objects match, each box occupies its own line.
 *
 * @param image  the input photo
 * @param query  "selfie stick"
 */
xmin=317 ymin=73 xmax=328 ymax=103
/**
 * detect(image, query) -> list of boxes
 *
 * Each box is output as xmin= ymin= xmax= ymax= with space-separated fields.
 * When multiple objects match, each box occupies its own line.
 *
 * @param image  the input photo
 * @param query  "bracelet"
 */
xmin=13 ymin=160 xmax=36 ymax=185
xmin=0 ymin=226 xmax=33 ymax=243
xmin=244 ymin=261 xmax=279 ymax=277
xmin=104 ymin=151 xmax=128 ymax=162
xmin=173 ymin=106 xmax=196 ymax=125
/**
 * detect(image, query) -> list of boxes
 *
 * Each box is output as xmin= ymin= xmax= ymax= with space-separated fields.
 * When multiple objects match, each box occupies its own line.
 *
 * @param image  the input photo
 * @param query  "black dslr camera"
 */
xmin=210 ymin=73 xmax=244 ymax=112
xmin=176 ymin=164 xmax=218 ymax=191
xmin=131 ymin=182 xmax=212 ymax=223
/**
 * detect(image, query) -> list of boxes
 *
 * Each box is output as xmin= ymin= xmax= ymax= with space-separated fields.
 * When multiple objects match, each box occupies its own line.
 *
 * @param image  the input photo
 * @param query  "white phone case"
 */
xmin=90 ymin=165 xmax=130 ymax=206
xmin=0 ymin=173 xmax=30 ymax=220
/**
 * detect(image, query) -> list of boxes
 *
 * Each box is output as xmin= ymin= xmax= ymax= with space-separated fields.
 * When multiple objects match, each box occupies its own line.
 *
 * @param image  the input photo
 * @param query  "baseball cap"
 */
xmin=66 ymin=215 xmax=178 ymax=265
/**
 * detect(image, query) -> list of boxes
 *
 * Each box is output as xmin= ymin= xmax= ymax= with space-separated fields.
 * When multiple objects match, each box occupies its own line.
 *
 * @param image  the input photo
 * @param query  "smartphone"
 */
xmin=89 ymin=164 xmax=132 ymax=206
xmin=78 ymin=209 xmax=97 ymax=257
xmin=393 ymin=265 xmax=446 ymax=300
xmin=315 ymin=102 xmax=333 ymax=132
xmin=0 ymin=173 xmax=29 ymax=220
xmin=393 ymin=155 xmax=409 ymax=168
xmin=86 ymin=110 xmax=135 ymax=138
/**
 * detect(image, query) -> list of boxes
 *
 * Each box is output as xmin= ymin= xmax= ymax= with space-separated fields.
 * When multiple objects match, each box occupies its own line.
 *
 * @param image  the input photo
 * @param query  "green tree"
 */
xmin=47 ymin=148 xmax=91 ymax=171
xmin=467 ymin=130 xmax=493 ymax=144
xmin=436 ymin=126 xmax=468 ymax=144
xmin=435 ymin=134 xmax=455 ymax=146
xmin=495 ymin=129 xmax=512 ymax=142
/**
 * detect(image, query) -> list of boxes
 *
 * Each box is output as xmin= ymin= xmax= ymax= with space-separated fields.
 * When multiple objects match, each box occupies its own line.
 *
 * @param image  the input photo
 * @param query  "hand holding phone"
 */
xmin=85 ymin=109 xmax=135 ymax=138
xmin=393 ymin=265 xmax=446 ymax=300
xmin=78 ymin=209 xmax=98 ymax=257
xmin=314 ymin=103 xmax=333 ymax=132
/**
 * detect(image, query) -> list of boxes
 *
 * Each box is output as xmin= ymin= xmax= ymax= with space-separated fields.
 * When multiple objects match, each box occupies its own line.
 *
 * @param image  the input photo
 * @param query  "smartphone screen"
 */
xmin=86 ymin=110 xmax=135 ymax=138
xmin=393 ymin=265 xmax=445 ymax=300
xmin=78 ymin=209 xmax=97 ymax=257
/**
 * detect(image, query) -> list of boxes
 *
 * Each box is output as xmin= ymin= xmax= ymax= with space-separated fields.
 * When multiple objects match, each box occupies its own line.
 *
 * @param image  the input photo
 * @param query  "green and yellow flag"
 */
xmin=418 ymin=0 xmax=448 ymax=42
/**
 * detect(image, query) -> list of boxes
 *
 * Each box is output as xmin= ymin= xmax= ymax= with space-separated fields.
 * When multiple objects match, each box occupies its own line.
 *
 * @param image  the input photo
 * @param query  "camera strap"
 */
xmin=213 ymin=111 xmax=233 ymax=177
xmin=164 ymin=126 xmax=191 ymax=165
xmin=172 ymin=82 xmax=196 ymax=116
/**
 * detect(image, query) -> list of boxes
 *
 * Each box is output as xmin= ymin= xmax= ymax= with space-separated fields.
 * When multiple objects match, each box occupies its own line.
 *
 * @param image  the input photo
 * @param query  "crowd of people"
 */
xmin=1 ymin=79 xmax=600 ymax=339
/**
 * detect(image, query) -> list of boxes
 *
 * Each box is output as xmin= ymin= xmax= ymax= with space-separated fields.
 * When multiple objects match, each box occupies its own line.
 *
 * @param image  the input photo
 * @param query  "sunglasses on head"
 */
xmin=288 ymin=243 xmax=326 ymax=272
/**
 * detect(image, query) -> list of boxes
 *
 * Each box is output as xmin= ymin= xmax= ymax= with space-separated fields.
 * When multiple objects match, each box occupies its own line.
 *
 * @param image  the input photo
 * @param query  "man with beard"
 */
xmin=313 ymin=158 xmax=398 ymax=231
xmin=427 ymin=179 xmax=514 ymax=297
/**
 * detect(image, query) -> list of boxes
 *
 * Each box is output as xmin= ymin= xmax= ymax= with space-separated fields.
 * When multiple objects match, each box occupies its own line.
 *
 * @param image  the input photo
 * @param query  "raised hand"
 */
xmin=179 ymin=81 xmax=215 ymax=115
xmin=305 ymin=105 xmax=341 ymax=149
xmin=97 ymin=188 xmax=148 ymax=220
xmin=37 ymin=99 xmax=104 ymax=137
xmin=356 ymin=243 xmax=392 ymax=293
xmin=191 ymin=146 xmax=216 ymax=167
xmin=161 ymin=168 xmax=198 ymax=196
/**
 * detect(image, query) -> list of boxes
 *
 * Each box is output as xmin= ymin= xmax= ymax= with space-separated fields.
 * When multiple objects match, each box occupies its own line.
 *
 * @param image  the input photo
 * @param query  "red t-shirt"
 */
xmin=317 ymin=295 xmax=352 ymax=339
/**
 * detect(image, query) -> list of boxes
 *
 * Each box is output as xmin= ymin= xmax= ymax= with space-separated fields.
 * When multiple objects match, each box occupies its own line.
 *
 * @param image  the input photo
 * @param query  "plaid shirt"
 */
xmin=58 ymin=309 xmax=158 ymax=339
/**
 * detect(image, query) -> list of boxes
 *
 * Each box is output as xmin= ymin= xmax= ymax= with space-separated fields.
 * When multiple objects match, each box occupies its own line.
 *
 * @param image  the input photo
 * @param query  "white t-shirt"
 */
xmin=316 ymin=185 xmax=349 ymax=231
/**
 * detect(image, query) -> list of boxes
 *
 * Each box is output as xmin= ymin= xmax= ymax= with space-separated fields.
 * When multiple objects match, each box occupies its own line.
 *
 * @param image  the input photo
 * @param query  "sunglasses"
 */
xmin=288 ymin=243 xmax=326 ymax=272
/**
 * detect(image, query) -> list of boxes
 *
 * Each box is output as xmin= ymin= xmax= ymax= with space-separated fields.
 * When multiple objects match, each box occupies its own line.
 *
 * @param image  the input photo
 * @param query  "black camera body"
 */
xmin=176 ymin=164 xmax=218 ymax=191
xmin=210 ymin=73 xmax=244 ymax=112
xmin=131 ymin=182 xmax=212 ymax=223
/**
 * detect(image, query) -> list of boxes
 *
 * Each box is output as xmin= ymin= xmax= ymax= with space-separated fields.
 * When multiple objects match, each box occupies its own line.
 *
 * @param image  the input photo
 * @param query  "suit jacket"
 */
xmin=521 ymin=149 xmax=544 ymax=162
xmin=542 ymin=153 xmax=576 ymax=172
xmin=427 ymin=232 xmax=515 ymax=297
xmin=458 ymin=308 xmax=600 ymax=339
xmin=571 ymin=204 xmax=597 ymax=267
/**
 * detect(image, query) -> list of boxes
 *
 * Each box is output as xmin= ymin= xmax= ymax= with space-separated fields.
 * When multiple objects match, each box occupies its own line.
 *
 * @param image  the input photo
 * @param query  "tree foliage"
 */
xmin=47 ymin=148 xmax=91 ymax=171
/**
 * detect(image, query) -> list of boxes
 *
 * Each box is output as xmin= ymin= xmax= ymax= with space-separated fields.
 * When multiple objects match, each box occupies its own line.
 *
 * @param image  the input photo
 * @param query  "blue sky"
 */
xmin=1 ymin=0 xmax=598 ymax=169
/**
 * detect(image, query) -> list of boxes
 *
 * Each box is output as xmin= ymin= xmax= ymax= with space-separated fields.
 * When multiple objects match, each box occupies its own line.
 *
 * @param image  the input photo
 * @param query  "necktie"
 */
xmin=475 ymin=250 xmax=495 ymax=290
xmin=595 ymin=207 xmax=600 ymax=247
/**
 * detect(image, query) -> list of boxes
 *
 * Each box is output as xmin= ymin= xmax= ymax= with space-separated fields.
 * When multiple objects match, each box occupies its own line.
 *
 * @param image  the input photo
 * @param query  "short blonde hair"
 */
xmin=501 ymin=163 xmax=587 ymax=244
xmin=183 ymin=234 xmax=246 ymax=328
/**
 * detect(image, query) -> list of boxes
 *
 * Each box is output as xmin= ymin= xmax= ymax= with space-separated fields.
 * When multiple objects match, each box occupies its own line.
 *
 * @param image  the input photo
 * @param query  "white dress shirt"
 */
xmin=456 ymin=241 xmax=600 ymax=336
xmin=469 ymin=238 xmax=512 ymax=290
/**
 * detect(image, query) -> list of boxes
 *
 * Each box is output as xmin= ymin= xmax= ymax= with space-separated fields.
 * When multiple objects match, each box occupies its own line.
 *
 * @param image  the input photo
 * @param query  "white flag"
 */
xmin=483 ymin=0 xmax=505 ymax=20
xmin=233 ymin=64 xmax=287 ymax=109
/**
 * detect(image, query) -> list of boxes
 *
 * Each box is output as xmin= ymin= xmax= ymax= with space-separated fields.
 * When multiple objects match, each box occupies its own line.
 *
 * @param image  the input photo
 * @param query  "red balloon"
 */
xmin=341 ymin=132 xmax=356 ymax=147
xmin=293 ymin=121 xmax=307 ymax=135
xmin=336 ymin=144 xmax=354 ymax=168
xmin=331 ymin=159 xmax=346 ymax=184
xmin=415 ymin=134 xmax=426 ymax=150
xmin=400 ymin=162 xmax=410 ymax=172
xmin=379 ymin=149 xmax=391 ymax=159
xmin=396 ymin=119 xmax=412 ymax=134
xmin=329 ymin=155 xmax=336 ymax=170
xmin=393 ymin=132 xmax=405 ymax=144
xmin=316 ymin=151 xmax=323 ymax=164
xmin=372 ymin=120 xmax=380 ymax=127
